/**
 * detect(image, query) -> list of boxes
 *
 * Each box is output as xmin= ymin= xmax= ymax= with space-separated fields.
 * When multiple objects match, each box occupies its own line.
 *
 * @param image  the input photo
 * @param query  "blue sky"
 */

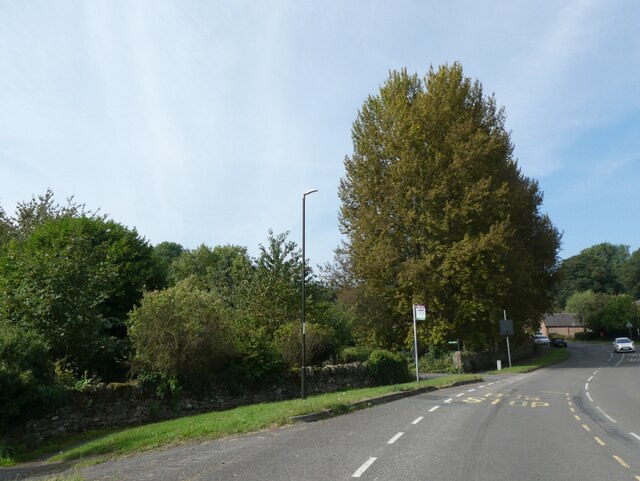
xmin=1 ymin=1 xmax=639 ymax=268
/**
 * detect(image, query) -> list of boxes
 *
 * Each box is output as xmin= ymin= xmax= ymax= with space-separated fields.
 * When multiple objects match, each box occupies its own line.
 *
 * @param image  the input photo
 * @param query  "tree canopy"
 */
xmin=557 ymin=243 xmax=629 ymax=306
xmin=338 ymin=63 xmax=561 ymax=350
xmin=0 ymin=215 xmax=155 ymax=375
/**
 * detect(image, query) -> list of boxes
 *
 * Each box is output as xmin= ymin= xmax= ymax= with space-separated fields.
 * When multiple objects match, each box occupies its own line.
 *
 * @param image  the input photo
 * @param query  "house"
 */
xmin=540 ymin=313 xmax=585 ymax=339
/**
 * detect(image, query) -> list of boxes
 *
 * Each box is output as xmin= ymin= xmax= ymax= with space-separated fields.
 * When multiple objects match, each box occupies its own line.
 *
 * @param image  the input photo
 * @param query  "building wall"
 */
xmin=546 ymin=326 xmax=585 ymax=340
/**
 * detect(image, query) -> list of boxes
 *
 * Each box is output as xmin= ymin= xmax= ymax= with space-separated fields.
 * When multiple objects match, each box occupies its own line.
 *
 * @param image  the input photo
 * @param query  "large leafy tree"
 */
xmin=338 ymin=63 xmax=561 ymax=350
xmin=617 ymin=248 xmax=640 ymax=300
xmin=0 ymin=216 xmax=156 ymax=376
xmin=566 ymin=291 xmax=636 ymax=334
xmin=557 ymin=243 xmax=630 ymax=305
xmin=0 ymin=189 xmax=97 ymax=245
xmin=151 ymin=241 xmax=185 ymax=289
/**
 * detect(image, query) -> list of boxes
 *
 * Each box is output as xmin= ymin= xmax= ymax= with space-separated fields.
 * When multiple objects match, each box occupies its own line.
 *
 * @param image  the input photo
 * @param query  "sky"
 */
xmin=1 ymin=0 xmax=639 ymax=269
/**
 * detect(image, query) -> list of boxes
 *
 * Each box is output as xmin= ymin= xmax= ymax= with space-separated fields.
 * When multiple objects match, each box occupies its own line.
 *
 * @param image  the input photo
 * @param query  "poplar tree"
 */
xmin=338 ymin=63 xmax=560 ymax=350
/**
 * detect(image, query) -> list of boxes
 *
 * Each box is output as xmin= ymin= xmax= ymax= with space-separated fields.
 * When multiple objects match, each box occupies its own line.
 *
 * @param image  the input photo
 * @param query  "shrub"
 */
xmin=367 ymin=349 xmax=410 ymax=385
xmin=337 ymin=346 xmax=372 ymax=364
xmin=127 ymin=277 xmax=239 ymax=385
xmin=0 ymin=322 xmax=65 ymax=428
xmin=573 ymin=331 xmax=598 ymax=341
xmin=418 ymin=347 xmax=457 ymax=373
xmin=273 ymin=322 xmax=336 ymax=367
xmin=220 ymin=333 xmax=284 ymax=390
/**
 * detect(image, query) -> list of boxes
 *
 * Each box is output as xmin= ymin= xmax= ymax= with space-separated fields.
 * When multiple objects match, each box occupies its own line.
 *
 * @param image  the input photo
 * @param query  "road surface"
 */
xmin=7 ymin=342 xmax=640 ymax=480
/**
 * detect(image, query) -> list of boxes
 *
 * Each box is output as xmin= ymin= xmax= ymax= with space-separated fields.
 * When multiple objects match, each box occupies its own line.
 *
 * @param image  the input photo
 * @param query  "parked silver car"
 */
xmin=613 ymin=337 xmax=635 ymax=353
xmin=533 ymin=334 xmax=550 ymax=345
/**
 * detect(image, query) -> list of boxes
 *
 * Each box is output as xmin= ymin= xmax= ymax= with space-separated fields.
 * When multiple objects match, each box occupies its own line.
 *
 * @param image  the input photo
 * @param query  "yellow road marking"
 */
xmin=594 ymin=436 xmax=605 ymax=446
xmin=463 ymin=397 xmax=484 ymax=403
xmin=613 ymin=455 xmax=630 ymax=468
xmin=568 ymin=401 xmax=573 ymax=406
xmin=491 ymin=398 xmax=501 ymax=405
xmin=531 ymin=401 xmax=549 ymax=408
xmin=574 ymin=415 xmax=581 ymax=421
xmin=634 ymin=476 xmax=640 ymax=481
xmin=570 ymin=407 xmax=575 ymax=412
xmin=582 ymin=424 xmax=591 ymax=432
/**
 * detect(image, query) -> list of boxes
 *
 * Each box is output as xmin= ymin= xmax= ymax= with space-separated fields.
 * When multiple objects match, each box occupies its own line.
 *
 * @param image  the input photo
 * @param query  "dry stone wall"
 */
xmin=5 ymin=362 xmax=375 ymax=449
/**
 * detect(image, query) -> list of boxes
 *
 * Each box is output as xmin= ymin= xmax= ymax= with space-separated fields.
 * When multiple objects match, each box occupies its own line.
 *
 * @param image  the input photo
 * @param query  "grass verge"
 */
xmin=484 ymin=347 xmax=570 ymax=375
xmin=14 ymin=374 xmax=479 ymax=465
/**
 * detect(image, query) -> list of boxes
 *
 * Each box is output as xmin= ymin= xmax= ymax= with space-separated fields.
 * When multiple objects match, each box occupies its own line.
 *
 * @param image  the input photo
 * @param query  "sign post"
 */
xmin=413 ymin=304 xmax=426 ymax=382
xmin=500 ymin=310 xmax=513 ymax=368
xmin=627 ymin=321 xmax=633 ymax=340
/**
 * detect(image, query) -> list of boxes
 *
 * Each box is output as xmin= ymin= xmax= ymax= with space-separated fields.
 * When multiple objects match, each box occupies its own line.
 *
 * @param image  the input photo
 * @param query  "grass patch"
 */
xmin=9 ymin=374 xmax=479 ymax=465
xmin=485 ymin=347 xmax=570 ymax=375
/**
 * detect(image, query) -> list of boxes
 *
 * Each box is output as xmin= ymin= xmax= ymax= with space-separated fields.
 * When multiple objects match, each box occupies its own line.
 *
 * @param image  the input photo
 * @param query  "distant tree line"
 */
xmin=556 ymin=243 xmax=640 ymax=336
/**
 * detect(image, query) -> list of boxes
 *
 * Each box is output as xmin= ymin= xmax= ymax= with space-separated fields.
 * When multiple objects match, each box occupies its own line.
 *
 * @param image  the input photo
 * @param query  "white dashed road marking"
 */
xmin=596 ymin=406 xmax=617 ymax=423
xmin=352 ymin=457 xmax=377 ymax=478
xmin=387 ymin=432 xmax=404 ymax=444
xmin=429 ymin=406 xmax=440 ymax=413
xmin=412 ymin=416 xmax=423 ymax=425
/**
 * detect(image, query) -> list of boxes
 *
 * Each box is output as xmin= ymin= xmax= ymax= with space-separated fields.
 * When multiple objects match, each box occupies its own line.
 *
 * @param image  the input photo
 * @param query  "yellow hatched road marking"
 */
xmin=613 ymin=455 xmax=630 ymax=468
xmin=582 ymin=424 xmax=591 ymax=432
xmin=594 ymin=436 xmax=605 ymax=446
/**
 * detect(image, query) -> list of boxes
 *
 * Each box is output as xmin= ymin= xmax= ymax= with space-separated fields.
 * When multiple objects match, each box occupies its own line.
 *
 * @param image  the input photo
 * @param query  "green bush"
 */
xmin=127 ymin=277 xmax=239 ymax=386
xmin=273 ymin=322 xmax=336 ymax=367
xmin=0 ymin=322 xmax=65 ymax=428
xmin=367 ymin=349 xmax=410 ymax=385
xmin=337 ymin=346 xmax=372 ymax=364
xmin=573 ymin=331 xmax=598 ymax=341
xmin=138 ymin=372 xmax=182 ymax=403
xmin=418 ymin=348 xmax=457 ymax=373
xmin=220 ymin=333 xmax=284 ymax=389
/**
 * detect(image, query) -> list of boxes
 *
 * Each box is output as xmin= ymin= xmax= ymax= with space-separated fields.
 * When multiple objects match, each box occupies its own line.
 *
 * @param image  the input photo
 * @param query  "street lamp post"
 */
xmin=301 ymin=188 xmax=318 ymax=399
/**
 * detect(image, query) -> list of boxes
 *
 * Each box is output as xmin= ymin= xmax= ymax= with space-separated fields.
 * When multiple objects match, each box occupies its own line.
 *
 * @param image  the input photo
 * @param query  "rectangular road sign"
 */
xmin=500 ymin=318 xmax=514 ymax=336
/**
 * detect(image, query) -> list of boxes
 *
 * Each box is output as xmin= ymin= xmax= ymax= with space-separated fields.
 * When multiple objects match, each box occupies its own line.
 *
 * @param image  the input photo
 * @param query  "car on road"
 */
xmin=550 ymin=338 xmax=567 ymax=348
xmin=533 ymin=333 xmax=551 ymax=345
xmin=613 ymin=337 xmax=635 ymax=353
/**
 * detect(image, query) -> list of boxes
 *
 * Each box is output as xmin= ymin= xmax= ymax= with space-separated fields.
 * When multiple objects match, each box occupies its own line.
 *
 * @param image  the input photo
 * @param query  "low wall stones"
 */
xmin=452 ymin=342 xmax=535 ymax=372
xmin=4 ymin=362 xmax=375 ymax=449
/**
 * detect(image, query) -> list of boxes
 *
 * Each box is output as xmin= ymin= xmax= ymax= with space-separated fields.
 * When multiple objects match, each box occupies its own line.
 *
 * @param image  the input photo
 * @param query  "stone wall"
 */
xmin=452 ymin=342 xmax=535 ymax=372
xmin=4 ymin=363 xmax=375 ymax=449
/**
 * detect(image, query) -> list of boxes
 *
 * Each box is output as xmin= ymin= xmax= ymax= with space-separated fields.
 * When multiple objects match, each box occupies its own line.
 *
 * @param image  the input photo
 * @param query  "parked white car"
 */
xmin=533 ymin=334 xmax=550 ymax=345
xmin=613 ymin=337 xmax=635 ymax=353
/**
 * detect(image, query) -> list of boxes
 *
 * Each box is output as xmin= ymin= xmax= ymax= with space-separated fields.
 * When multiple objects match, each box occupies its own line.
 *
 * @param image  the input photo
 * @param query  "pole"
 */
xmin=504 ymin=310 xmax=512 ymax=368
xmin=300 ymin=189 xmax=317 ymax=399
xmin=301 ymin=194 xmax=306 ymax=399
xmin=413 ymin=305 xmax=419 ymax=382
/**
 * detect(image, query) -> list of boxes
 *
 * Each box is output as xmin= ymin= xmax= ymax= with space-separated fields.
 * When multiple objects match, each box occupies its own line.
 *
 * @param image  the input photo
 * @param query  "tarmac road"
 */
xmin=7 ymin=342 xmax=640 ymax=481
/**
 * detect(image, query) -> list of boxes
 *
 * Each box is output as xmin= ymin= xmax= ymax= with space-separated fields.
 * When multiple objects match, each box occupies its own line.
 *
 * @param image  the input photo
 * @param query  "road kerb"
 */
xmin=289 ymin=378 xmax=482 ymax=423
